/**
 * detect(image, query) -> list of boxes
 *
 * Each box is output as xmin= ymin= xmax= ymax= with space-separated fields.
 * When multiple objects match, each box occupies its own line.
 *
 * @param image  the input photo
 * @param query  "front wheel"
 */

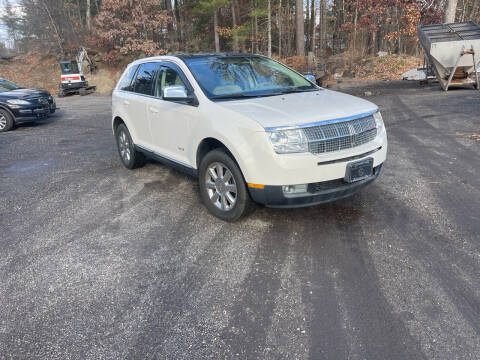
xmin=199 ymin=149 xmax=253 ymax=222
xmin=0 ymin=109 xmax=14 ymax=132
xmin=115 ymin=123 xmax=146 ymax=169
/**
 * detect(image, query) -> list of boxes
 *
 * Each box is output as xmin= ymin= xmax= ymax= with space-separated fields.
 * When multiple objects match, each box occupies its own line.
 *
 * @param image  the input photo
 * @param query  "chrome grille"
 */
xmin=303 ymin=115 xmax=377 ymax=154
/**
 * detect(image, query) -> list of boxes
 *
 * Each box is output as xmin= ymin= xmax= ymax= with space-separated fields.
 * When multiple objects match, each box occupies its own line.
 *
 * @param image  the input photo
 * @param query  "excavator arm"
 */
xmin=76 ymin=47 xmax=98 ymax=75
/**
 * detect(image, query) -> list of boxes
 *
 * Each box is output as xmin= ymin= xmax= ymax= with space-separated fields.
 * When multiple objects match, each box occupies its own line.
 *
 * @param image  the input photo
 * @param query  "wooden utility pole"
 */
xmin=444 ymin=0 xmax=458 ymax=23
xmin=296 ymin=0 xmax=305 ymax=56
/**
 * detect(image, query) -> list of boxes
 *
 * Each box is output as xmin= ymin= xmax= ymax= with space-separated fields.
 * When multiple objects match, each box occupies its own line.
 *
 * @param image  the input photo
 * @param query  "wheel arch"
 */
xmin=112 ymin=116 xmax=125 ymax=133
xmin=196 ymin=137 xmax=242 ymax=171
xmin=0 ymin=105 xmax=15 ymax=122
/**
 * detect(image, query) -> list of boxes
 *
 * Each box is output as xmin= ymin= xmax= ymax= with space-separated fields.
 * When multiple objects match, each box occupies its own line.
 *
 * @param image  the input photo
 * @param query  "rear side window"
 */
xmin=132 ymin=62 xmax=160 ymax=96
xmin=117 ymin=65 xmax=138 ymax=92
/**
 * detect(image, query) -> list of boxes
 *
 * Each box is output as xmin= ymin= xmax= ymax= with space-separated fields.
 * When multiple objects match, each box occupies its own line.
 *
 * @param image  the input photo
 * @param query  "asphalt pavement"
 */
xmin=1 ymin=81 xmax=479 ymax=360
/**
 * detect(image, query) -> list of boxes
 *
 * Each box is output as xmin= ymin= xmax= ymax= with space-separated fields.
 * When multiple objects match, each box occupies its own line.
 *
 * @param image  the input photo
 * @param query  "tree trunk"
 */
xmin=86 ymin=0 xmax=91 ymax=31
xmin=214 ymin=9 xmax=220 ymax=52
xmin=470 ymin=0 xmax=479 ymax=19
xmin=232 ymin=2 xmax=238 ymax=52
xmin=267 ymin=0 xmax=272 ymax=57
xmin=278 ymin=0 xmax=282 ymax=57
xmin=42 ymin=0 xmax=64 ymax=54
xmin=444 ymin=0 xmax=458 ymax=23
xmin=254 ymin=1 xmax=258 ymax=53
xmin=353 ymin=4 xmax=357 ymax=51
xmin=175 ymin=0 xmax=184 ymax=44
xmin=296 ymin=0 xmax=305 ymax=56
xmin=311 ymin=0 xmax=316 ymax=55
xmin=319 ymin=0 xmax=327 ymax=57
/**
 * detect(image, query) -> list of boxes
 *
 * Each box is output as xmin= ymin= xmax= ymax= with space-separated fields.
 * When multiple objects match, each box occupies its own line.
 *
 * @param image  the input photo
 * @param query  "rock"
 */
xmin=364 ymin=91 xmax=373 ymax=96
xmin=377 ymin=51 xmax=388 ymax=57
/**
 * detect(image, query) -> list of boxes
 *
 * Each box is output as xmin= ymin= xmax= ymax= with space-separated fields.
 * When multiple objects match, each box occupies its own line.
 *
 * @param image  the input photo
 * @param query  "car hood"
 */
xmin=0 ymin=88 xmax=51 ymax=99
xmin=216 ymin=89 xmax=377 ymax=129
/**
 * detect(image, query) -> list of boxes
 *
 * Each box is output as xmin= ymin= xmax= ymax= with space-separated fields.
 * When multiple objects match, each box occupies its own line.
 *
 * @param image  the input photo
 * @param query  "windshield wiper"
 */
xmin=211 ymin=93 xmax=261 ymax=100
xmin=277 ymin=87 xmax=318 ymax=94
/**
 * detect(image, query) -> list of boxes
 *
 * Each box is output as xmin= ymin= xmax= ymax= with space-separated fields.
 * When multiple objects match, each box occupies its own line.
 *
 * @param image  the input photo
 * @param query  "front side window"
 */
xmin=132 ymin=62 xmax=160 ymax=96
xmin=184 ymin=56 xmax=316 ymax=99
xmin=117 ymin=65 xmax=138 ymax=92
xmin=154 ymin=67 xmax=188 ymax=98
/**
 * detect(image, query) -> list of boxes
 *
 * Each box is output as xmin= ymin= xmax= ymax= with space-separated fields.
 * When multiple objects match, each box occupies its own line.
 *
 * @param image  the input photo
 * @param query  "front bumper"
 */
xmin=249 ymin=165 xmax=382 ymax=208
xmin=11 ymin=105 xmax=51 ymax=123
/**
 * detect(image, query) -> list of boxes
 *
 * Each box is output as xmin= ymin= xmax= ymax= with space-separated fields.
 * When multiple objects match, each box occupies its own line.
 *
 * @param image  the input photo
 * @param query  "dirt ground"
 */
xmin=1 ymin=81 xmax=479 ymax=359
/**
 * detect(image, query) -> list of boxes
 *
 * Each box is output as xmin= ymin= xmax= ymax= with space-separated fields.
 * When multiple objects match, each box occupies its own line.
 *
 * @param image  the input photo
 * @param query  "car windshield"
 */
xmin=184 ymin=56 xmax=317 ymax=100
xmin=0 ymin=79 xmax=22 ymax=92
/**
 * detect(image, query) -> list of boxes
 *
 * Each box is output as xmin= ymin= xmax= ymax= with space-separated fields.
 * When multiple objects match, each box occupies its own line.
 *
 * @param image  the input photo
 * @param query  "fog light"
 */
xmin=282 ymin=184 xmax=308 ymax=194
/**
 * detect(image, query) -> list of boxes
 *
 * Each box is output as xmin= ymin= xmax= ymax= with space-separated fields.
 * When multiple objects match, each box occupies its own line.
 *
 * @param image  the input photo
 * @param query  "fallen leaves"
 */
xmin=456 ymin=132 xmax=480 ymax=141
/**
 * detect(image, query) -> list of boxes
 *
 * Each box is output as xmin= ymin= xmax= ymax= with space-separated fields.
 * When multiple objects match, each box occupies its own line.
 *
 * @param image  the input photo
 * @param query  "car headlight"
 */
xmin=373 ymin=111 xmax=384 ymax=130
xmin=7 ymin=99 xmax=30 ymax=105
xmin=268 ymin=129 xmax=308 ymax=154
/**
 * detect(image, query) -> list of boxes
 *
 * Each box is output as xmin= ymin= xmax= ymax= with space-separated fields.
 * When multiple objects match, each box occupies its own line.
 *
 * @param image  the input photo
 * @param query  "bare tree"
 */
xmin=214 ymin=9 xmax=220 ymax=52
xmin=311 ymin=0 xmax=316 ymax=55
xmin=267 ymin=0 xmax=271 ymax=57
xmin=296 ymin=0 xmax=305 ymax=56
xmin=231 ymin=2 xmax=238 ymax=52
xmin=444 ymin=0 xmax=458 ymax=23
xmin=278 ymin=0 xmax=282 ymax=57
xmin=319 ymin=0 xmax=327 ymax=57
xmin=86 ymin=0 xmax=91 ymax=31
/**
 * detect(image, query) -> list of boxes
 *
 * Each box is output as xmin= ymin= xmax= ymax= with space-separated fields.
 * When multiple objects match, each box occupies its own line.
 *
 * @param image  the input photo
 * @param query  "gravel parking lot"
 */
xmin=1 ymin=81 xmax=479 ymax=360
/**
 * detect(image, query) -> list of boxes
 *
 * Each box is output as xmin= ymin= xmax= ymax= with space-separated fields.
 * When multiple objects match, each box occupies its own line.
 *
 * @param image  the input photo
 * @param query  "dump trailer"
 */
xmin=418 ymin=21 xmax=480 ymax=91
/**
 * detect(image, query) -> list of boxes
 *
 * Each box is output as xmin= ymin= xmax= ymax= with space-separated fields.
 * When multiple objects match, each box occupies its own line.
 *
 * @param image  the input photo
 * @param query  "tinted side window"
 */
xmin=117 ymin=65 xmax=138 ymax=92
xmin=133 ymin=62 xmax=160 ymax=96
xmin=154 ymin=66 xmax=188 ymax=98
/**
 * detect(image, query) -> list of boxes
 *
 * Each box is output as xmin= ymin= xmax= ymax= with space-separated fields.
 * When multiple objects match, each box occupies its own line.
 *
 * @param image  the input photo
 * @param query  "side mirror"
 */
xmin=303 ymin=74 xmax=316 ymax=83
xmin=162 ymin=85 xmax=196 ymax=104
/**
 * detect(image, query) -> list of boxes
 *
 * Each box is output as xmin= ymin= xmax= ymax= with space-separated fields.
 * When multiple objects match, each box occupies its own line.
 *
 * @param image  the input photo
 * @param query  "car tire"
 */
xmin=0 ymin=109 xmax=14 ymax=132
xmin=79 ymin=88 xmax=87 ymax=96
xmin=199 ymin=149 xmax=253 ymax=222
xmin=115 ymin=123 xmax=146 ymax=169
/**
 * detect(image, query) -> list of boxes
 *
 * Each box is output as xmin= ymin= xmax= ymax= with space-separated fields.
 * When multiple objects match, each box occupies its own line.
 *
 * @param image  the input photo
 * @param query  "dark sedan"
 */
xmin=0 ymin=78 xmax=56 ymax=132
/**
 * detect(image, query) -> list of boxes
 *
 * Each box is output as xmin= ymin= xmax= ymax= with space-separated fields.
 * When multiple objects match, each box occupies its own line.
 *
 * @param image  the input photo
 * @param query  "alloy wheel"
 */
xmin=0 ymin=115 xmax=6 ymax=130
xmin=205 ymin=162 xmax=238 ymax=211
xmin=118 ymin=130 xmax=131 ymax=163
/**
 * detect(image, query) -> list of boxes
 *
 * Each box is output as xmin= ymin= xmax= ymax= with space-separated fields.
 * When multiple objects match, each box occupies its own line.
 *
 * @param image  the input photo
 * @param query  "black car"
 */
xmin=0 ymin=78 xmax=56 ymax=132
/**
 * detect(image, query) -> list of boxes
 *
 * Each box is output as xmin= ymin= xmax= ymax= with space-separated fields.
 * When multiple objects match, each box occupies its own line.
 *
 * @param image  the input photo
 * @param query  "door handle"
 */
xmin=123 ymin=100 xmax=130 ymax=106
xmin=149 ymin=107 xmax=159 ymax=114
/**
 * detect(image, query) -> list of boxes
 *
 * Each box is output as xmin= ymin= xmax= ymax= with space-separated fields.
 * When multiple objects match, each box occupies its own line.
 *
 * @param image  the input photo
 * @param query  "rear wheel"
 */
xmin=199 ymin=149 xmax=253 ymax=221
xmin=0 ymin=109 xmax=14 ymax=132
xmin=115 ymin=123 xmax=146 ymax=169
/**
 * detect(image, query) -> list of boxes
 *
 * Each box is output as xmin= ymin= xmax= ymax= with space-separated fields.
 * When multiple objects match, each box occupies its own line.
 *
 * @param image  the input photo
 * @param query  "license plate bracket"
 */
xmin=345 ymin=158 xmax=374 ymax=183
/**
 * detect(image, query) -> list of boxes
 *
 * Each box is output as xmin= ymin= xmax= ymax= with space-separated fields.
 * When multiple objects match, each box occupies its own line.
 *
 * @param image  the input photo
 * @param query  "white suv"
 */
xmin=112 ymin=54 xmax=387 ymax=221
